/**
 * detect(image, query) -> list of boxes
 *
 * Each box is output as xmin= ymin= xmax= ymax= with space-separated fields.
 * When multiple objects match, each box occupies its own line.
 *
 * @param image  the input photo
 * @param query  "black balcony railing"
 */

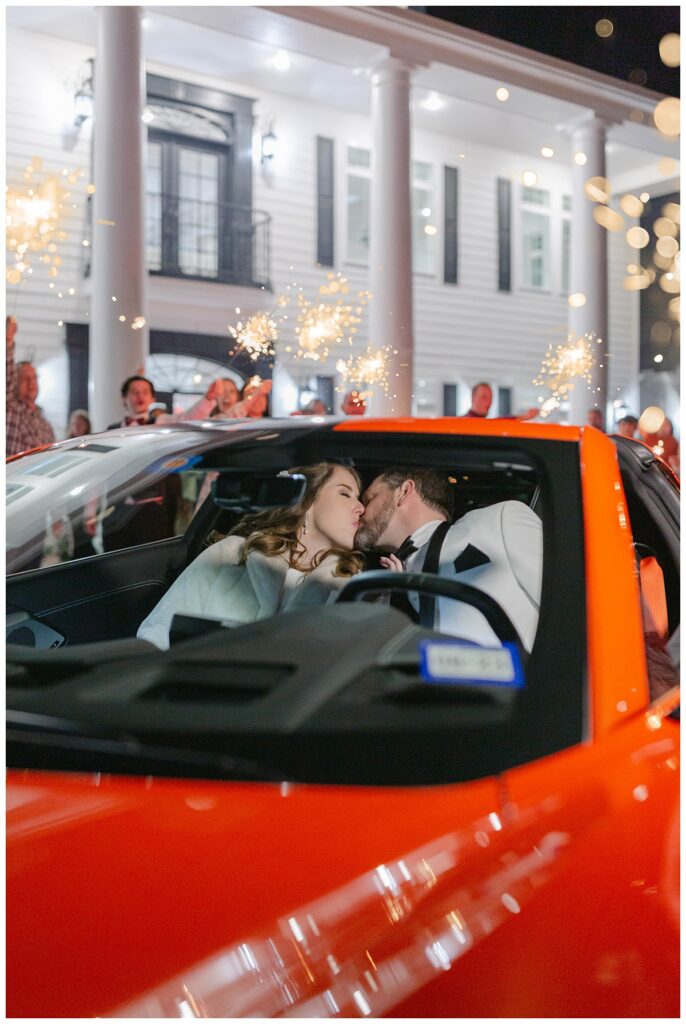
xmin=84 ymin=193 xmax=271 ymax=290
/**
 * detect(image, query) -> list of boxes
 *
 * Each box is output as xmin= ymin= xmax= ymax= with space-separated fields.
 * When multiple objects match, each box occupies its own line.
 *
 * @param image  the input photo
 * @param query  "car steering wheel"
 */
xmin=337 ymin=569 xmax=526 ymax=652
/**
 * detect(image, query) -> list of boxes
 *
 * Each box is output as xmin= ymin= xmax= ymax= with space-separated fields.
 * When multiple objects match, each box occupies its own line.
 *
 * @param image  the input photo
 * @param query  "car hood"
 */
xmin=6 ymin=767 xmax=564 ymax=1018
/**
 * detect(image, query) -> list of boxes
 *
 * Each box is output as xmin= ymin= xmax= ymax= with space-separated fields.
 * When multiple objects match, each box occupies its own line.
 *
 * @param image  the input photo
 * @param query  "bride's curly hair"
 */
xmin=229 ymin=462 xmax=365 ymax=577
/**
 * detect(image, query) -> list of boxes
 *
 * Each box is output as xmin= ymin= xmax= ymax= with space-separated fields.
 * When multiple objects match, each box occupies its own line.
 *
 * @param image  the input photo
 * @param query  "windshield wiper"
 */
xmin=7 ymin=710 xmax=285 ymax=782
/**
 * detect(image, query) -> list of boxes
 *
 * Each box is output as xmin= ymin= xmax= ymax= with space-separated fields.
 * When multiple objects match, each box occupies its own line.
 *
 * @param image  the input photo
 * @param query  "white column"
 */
xmin=369 ymin=57 xmax=414 ymax=416
xmin=90 ymin=6 xmax=147 ymax=430
xmin=567 ymin=114 xmax=609 ymax=426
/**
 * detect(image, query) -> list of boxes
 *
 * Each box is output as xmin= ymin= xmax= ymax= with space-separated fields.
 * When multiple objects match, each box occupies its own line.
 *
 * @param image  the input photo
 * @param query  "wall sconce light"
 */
xmin=74 ymin=59 xmax=94 ymax=128
xmin=261 ymin=129 xmax=277 ymax=164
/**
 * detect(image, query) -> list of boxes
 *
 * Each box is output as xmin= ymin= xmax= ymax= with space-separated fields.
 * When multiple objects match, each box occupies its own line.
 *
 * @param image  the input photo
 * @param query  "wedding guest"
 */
xmin=67 ymin=408 xmax=91 ymax=438
xmin=6 ymin=316 xmax=55 ymax=456
xmin=341 ymin=389 xmax=366 ymax=416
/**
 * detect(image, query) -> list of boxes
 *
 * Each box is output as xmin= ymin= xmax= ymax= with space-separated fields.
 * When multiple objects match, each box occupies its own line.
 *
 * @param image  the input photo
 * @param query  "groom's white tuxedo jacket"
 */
xmin=404 ymin=500 xmax=543 ymax=651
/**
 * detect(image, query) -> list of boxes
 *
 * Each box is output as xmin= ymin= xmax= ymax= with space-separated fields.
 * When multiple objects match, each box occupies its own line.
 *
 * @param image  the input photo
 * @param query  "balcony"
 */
xmin=84 ymin=193 xmax=272 ymax=291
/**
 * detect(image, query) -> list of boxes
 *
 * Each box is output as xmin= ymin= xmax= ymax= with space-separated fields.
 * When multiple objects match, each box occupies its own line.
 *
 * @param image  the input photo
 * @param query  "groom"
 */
xmin=355 ymin=467 xmax=543 ymax=651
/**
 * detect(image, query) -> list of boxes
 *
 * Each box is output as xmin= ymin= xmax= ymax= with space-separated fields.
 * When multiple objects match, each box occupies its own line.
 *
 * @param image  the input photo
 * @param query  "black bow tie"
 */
xmin=395 ymin=535 xmax=418 ymax=563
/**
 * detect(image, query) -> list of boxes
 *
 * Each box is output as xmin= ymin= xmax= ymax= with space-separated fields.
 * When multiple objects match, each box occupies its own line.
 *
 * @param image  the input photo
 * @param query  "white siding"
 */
xmin=6 ymin=29 xmax=95 ymax=435
xmin=7 ymin=28 xmax=640 ymax=432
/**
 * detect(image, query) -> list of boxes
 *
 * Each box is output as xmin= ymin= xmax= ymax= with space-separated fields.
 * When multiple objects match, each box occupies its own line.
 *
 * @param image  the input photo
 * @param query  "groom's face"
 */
xmin=355 ymin=477 xmax=397 ymax=550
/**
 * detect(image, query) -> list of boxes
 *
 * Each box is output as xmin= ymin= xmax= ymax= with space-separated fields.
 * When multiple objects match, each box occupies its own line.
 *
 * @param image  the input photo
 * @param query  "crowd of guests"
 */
xmin=5 ymin=316 xmax=679 ymax=475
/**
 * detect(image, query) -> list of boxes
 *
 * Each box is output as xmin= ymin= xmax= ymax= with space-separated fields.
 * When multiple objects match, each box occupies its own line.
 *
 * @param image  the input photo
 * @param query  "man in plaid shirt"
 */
xmin=6 ymin=317 xmax=55 ymax=457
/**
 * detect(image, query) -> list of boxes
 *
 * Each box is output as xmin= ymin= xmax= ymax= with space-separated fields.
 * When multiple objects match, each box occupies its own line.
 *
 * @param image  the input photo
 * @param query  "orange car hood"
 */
xmin=7 ymin=768 xmax=543 ymax=1018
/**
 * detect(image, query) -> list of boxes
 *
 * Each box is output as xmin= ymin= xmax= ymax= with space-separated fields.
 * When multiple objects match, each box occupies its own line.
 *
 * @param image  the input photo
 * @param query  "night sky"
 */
xmin=410 ymin=7 xmax=680 ymax=97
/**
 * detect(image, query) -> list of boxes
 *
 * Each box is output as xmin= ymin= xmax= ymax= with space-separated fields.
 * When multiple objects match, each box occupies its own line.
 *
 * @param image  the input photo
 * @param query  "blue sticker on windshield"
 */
xmin=419 ymin=640 xmax=524 ymax=688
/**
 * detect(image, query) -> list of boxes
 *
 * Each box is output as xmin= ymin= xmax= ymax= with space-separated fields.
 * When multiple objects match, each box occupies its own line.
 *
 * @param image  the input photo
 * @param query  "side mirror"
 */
xmin=212 ymin=472 xmax=307 ymax=512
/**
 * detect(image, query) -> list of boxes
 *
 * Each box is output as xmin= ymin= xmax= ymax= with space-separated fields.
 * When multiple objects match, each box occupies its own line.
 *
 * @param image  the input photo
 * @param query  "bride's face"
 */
xmin=309 ymin=466 xmax=364 ymax=550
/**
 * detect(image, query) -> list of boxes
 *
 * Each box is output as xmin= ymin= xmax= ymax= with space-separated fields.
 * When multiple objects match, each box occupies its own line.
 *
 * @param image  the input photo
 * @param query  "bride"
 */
xmin=138 ymin=462 xmax=365 ymax=649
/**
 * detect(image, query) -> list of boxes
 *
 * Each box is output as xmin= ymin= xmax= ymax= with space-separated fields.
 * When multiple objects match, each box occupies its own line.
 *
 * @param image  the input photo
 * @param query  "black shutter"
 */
xmin=316 ymin=137 xmax=335 ymax=267
xmin=497 ymin=386 xmax=512 ymax=416
xmin=443 ymin=383 xmax=457 ymax=416
xmin=497 ymin=178 xmax=512 ymax=292
xmin=444 ymin=166 xmax=458 ymax=284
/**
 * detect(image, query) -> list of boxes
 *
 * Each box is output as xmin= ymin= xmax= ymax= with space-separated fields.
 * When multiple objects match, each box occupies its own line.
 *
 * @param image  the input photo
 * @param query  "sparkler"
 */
xmin=6 ymin=159 xmax=83 ymax=288
xmin=293 ymin=273 xmax=371 ymax=361
xmin=533 ymin=332 xmax=597 ymax=417
xmin=336 ymin=344 xmax=396 ymax=397
xmin=228 ymin=311 xmax=278 ymax=362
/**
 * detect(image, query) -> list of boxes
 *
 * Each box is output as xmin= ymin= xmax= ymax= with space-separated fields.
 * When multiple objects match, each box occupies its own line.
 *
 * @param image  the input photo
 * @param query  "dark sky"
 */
xmin=410 ymin=7 xmax=680 ymax=96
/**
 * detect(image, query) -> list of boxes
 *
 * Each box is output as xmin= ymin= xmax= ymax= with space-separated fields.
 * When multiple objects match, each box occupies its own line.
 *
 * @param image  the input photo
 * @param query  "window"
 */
xmin=139 ymin=77 xmax=269 ymax=289
xmin=520 ymin=186 xmax=551 ymax=290
xmin=147 ymin=132 xmax=227 ymax=281
xmin=346 ymin=145 xmax=371 ymax=263
xmin=345 ymin=149 xmax=437 ymax=274
xmin=412 ymin=160 xmax=437 ymax=275
xmin=146 ymin=142 xmax=163 ymax=270
xmin=178 ymin=147 xmax=220 ymax=277
xmin=518 ymin=187 xmax=572 ymax=295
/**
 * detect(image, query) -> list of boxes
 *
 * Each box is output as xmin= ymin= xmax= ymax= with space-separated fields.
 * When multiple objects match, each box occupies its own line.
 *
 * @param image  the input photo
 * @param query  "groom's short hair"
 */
xmin=376 ymin=468 xmax=453 ymax=521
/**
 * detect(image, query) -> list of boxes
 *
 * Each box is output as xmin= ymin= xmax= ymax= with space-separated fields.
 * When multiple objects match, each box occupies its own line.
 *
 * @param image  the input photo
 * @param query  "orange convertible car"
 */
xmin=6 ymin=417 xmax=680 ymax=1018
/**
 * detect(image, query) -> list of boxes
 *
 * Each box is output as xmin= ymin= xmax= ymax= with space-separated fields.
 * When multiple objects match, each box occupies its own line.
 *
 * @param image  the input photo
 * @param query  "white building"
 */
xmin=5 ymin=6 xmax=680 ymax=434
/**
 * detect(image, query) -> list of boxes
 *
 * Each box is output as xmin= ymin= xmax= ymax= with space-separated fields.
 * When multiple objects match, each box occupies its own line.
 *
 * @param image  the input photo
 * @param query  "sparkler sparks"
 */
xmin=293 ymin=274 xmax=371 ymax=362
xmin=6 ymin=159 xmax=83 ymax=286
xmin=336 ymin=345 xmax=396 ymax=397
xmin=533 ymin=333 xmax=598 ymax=417
xmin=228 ymin=311 xmax=278 ymax=361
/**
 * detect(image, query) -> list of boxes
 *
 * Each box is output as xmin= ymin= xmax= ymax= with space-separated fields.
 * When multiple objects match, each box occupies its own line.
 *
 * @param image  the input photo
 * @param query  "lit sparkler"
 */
xmin=6 ymin=159 xmax=83 ymax=286
xmin=293 ymin=273 xmax=371 ymax=361
xmin=533 ymin=333 xmax=597 ymax=417
xmin=336 ymin=344 xmax=396 ymax=397
xmin=228 ymin=311 xmax=278 ymax=362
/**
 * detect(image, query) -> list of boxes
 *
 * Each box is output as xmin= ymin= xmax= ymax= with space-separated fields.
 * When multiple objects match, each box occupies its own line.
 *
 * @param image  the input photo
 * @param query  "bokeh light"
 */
xmin=656 ymin=236 xmax=679 ymax=258
xmin=662 ymin=202 xmax=680 ymax=223
xmin=639 ymin=406 xmax=666 ymax=434
xmin=626 ymin=227 xmax=650 ymax=249
xmin=659 ymin=33 xmax=680 ymax=68
xmin=496 ymin=87 xmax=510 ymax=102
xmin=620 ymin=194 xmax=644 ymax=218
xmin=521 ymin=170 xmax=538 ymax=187
xmin=657 ymin=157 xmax=677 ymax=177
xmin=654 ymin=217 xmax=677 ymax=238
xmin=574 ymin=152 xmax=587 ymax=166
xmin=568 ymin=292 xmax=587 ymax=308
xmin=594 ymin=206 xmax=624 ymax=231
xmin=584 ymin=176 xmax=610 ymax=203
xmin=596 ymin=19 xmax=614 ymax=37
xmin=653 ymin=97 xmax=680 ymax=137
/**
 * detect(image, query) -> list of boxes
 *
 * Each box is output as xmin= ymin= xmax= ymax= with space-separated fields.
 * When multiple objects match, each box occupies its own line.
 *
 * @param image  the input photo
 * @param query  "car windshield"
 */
xmin=7 ymin=422 xmax=586 ymax=787
xmin=6 ymin=423 xmax=288 ymax=573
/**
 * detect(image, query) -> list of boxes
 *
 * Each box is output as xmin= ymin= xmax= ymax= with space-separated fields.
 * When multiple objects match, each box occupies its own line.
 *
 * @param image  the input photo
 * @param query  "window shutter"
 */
xmin=443 ymin=383 xmax=457 ymax=416
xmin=316 ymin=137 xmax=335 ymax=267
xmin=497 ymin=178 xmax=512 ymax=292
xmin=497 ymin=386 xmax=512 ymax=416
xmin=443 ymin=166 xmax=458 ymax=284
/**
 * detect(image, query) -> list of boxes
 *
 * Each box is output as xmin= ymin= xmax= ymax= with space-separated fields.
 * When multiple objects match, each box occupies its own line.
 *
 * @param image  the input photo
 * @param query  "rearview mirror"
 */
xmin=212 ymin=472 xmax=307 ymax=512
